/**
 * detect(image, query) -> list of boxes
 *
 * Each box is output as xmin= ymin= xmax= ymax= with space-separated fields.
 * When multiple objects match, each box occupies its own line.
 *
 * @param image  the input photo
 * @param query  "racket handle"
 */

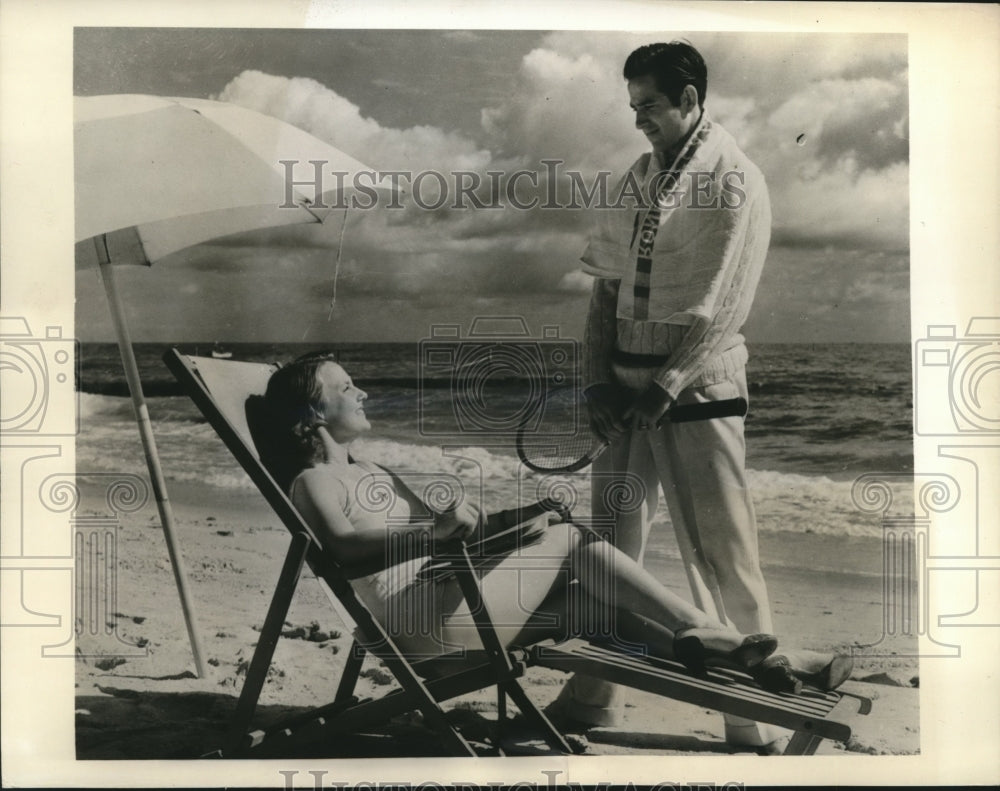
xmin=538 ymin=497 xmax=574 ymax=523
xmin=663 ymin=397 xmax=748 ymax=425
xmin=491 ymin=498 xmax=573 ymax=529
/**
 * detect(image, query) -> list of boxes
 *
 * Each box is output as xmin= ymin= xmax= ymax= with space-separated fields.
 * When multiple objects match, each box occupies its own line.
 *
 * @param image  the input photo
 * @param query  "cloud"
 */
xmin=558 ymin=269 xmax=595 ymax=293
xmin=441 ymin=30 xmax=485 ymax=44
xmin=770 ymin=160 xmax=909 ymax=250
xmin=216 ymin=70 xmax=491 ymax=172
xmin=184 ymin=35 xmax=911 ymax=334
xmin=210 ymin=37 xmax=911 ymax=270
xmin=767 ymin=75 xmax=908 ymax=171
xmin=476 ymin=31 xmax=908 ymax=254
xmin=481 ymin=45 xmax=642 ymax=174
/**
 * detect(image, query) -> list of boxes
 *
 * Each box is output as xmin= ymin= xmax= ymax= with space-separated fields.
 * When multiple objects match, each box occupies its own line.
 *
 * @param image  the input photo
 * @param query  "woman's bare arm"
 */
xmin=291 ymin=467 xmax=477 ymax=573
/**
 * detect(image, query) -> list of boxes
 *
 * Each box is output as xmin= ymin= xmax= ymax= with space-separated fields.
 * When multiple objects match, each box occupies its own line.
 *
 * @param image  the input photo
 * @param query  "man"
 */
xmin=550 ymin=41 xmax=780 ymax=751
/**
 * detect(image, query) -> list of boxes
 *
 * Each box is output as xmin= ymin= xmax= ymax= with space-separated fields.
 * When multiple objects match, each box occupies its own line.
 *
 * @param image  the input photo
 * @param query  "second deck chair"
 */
xmin=164 ymin=348 xmax=871 ymax=758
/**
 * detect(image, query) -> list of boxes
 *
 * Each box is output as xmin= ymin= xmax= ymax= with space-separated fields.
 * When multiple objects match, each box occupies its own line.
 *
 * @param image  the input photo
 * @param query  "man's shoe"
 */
xmin=766 ymin=650 xmax=854 ymax=691
xmin=724 ymin=720 xmax=790 ymax=755
xmin=751 ymin=655 xmax=803 ymax=694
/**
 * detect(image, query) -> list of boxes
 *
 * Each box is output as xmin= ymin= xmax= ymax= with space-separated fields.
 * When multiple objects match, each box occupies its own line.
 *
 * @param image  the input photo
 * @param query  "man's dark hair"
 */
xmin=623 ymin=41 xmax=707 ymax=109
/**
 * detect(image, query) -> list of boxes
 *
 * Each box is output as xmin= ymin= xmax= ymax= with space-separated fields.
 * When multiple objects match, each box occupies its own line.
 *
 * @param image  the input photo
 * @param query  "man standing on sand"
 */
xmin=549 ymin=41 xmax=780 ymax=751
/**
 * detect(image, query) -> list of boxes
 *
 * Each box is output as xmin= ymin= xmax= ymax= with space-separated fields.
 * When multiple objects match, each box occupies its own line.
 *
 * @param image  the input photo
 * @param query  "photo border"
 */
xmin=2 ymin=1 xmax=998 ymax=787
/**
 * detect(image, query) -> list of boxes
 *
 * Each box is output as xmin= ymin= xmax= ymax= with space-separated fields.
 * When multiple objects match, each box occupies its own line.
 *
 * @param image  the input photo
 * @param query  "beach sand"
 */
xmin=74 ymin=478 xmax=919 ymax=760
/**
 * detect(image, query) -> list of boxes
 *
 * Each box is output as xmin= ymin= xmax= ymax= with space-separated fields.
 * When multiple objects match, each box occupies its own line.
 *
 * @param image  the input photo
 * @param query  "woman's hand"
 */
xmin=432 ymin=499 xmax=482 ymax=543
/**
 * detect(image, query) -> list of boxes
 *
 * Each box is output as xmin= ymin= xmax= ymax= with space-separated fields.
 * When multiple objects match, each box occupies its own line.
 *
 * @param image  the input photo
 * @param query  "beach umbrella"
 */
xmin=74 ymin=94 xmax=386 ymax=676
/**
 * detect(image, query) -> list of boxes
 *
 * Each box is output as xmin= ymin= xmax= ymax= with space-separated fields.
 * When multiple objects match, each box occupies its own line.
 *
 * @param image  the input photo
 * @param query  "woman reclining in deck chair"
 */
xmin=257 ymin=353 xmax=851 ymax=695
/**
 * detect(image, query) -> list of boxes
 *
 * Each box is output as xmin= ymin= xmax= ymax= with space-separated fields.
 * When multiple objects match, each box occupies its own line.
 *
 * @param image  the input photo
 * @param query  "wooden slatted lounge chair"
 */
xmin=164 ymin=348 xmax=871 ymax=758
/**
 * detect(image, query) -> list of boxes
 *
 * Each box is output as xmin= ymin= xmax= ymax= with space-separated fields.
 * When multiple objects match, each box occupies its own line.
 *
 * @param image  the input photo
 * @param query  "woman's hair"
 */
xmin=257 ymin=352 xmax=339 ymax=492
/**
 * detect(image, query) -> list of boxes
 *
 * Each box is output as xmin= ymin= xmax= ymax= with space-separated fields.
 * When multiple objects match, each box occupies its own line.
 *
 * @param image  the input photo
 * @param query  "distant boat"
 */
xmin=211 ymin=344 xmax=232 ymax=359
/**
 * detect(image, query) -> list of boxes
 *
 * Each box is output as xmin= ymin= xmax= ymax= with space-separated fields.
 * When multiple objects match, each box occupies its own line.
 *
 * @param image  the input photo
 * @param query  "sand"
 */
xmin=74 ymin=478 xmax=919 ymax=760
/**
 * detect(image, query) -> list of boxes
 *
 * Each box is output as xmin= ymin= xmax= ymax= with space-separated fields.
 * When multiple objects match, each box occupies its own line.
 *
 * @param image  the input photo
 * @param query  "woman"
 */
xmin=258 ymin=352 xmax=848 ymax=692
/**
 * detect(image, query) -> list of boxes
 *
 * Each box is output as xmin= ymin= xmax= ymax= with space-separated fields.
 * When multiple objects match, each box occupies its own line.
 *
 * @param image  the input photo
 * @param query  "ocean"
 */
xmin=76 ymin=342 xmax=914 ymax=563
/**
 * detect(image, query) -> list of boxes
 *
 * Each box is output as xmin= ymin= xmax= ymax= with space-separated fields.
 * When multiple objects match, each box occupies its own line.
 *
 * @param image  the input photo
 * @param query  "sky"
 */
xmin=73 ymin=28 xmax=909 ymax=344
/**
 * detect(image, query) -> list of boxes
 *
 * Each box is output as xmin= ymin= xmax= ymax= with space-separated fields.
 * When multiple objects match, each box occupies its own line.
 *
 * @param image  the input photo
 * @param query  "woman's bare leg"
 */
xmin=566 ymin=525 xmax=726 ymax=634
xmin=393 ymin=522 xmax=766 ymax=659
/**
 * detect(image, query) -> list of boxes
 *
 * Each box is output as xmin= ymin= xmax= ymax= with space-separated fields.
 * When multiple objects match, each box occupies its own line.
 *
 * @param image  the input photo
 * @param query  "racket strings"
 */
xmin=517 ymin=388 xmax=602 ymax=472
xmin=519 ymin=433 xmax=598 ymax=469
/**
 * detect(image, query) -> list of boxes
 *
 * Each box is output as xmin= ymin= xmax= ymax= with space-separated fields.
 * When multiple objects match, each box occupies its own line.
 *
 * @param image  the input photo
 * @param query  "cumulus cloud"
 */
xmin=771 ymin=160 xmax=908 ymax=250
xmin=74 ymin=29 xmax=913 ymax=343
xmin=558 ymin=269 xmax=595 ymax=292
xmin=478 ymin=31 xmax=908 ymax=254
xmin=216 ymin=70 xmax=491 ymax=173
xmin=481 ymin=46 xmax=641 ymax=173
xmin=767 ymin=76 xmax=908 ymax=171
xmin=208 ymin=33 xmax=909 ymax=309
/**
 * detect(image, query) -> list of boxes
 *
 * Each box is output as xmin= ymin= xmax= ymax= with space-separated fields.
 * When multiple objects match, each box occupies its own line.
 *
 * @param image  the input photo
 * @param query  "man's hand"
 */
xmin=623 ymin=382 xmax=673 ymax=430
xmin=584 ymin=382 xmax=630 ymax=442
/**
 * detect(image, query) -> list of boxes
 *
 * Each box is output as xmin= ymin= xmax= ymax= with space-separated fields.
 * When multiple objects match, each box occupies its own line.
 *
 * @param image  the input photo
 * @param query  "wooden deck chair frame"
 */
xmin=164 ymin=348 xmax=871 ymax=758
xmin=165 ymin=348 xmax=573 ymax=757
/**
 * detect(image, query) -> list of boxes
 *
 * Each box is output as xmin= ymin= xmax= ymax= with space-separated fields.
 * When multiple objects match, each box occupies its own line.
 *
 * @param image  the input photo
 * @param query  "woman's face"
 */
xmin=316 ymin=361 xmax=370 ymax=442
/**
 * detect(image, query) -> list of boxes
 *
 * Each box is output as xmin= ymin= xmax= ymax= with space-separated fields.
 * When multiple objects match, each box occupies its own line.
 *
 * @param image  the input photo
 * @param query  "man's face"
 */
xmin=627 ymin=74 xmax=696 ymax=156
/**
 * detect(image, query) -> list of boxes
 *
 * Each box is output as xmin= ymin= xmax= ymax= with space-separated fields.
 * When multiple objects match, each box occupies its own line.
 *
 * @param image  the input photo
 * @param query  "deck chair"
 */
xmin=164 ymin=348 xmax=871 ymax=758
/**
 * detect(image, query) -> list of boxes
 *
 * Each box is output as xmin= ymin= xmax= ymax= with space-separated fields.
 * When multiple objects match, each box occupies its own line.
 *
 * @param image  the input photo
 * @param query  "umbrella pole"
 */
xmin=98 ymin=260 xmax=208 ymax=678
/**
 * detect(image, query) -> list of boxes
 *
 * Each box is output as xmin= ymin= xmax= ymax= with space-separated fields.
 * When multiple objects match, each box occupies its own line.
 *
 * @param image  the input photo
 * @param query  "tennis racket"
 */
xmin=515 ymin=387 xmax=748 ymax=474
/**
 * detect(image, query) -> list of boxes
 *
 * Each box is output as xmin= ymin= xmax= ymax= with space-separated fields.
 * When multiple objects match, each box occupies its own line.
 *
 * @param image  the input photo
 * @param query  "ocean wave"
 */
xmin=352 ymin=439 xmax=886 ymax=539
xmin=76 ymin=387 xmax=899 ymax=542
xmin=78 ymin=392 xmax=136 ymax=420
